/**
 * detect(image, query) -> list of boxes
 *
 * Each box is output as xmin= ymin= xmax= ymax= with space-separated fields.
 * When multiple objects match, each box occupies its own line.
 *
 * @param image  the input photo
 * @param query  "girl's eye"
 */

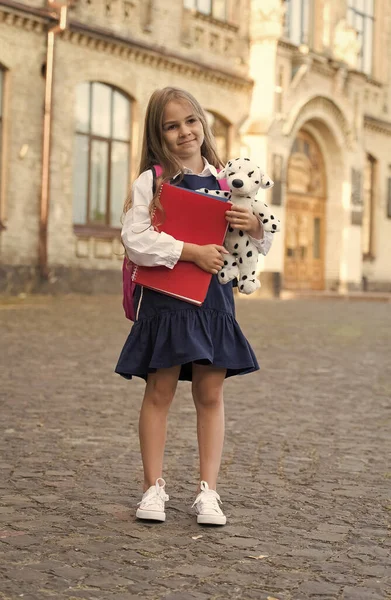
xmin=187 ymin=118 xmax=197 ymax=124
xmin=166 ymin=124 xmax=177 ymax=130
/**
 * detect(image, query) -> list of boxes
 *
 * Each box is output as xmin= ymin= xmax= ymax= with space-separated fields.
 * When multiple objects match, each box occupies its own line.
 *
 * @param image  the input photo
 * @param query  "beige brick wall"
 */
xmin=47 ymin=35 xmax=251 ymax=270
xmin=1 ymin=0 xmax=391 ymax=293
xmin=0 ymin=1 xmax=252 ymax=276
xmin=0 ymin=19 xmax=46 ymax=266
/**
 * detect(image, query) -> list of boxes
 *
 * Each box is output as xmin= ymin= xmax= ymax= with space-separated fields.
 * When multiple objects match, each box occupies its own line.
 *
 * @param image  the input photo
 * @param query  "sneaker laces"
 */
xmin=138 ymin=478 xmax=169 ymax=509
xmin=192 ymin=480 xmax=223 ymax=514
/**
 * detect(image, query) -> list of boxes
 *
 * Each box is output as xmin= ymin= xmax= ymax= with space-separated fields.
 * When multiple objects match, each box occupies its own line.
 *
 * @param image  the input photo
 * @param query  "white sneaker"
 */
xmin=192 ymin=481 xmax=226 ymax=525
xmin=136 ymin=478 xmax=169 ymax=522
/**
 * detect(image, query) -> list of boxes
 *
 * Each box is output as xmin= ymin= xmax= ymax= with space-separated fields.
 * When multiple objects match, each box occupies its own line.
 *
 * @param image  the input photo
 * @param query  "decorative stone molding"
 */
xmin=283 ymin=96 xmax=354 ymax=149
xmin=250 ymin=0 xmax=285 ymax=42
xmin=181 ymin=9 xmax=243 ymax=64
xmin=333 ymin=19 xmax=361 ymax=70
xmin=364 ymin=115 xmax=391 ymax=136
xmin=61 ymin=22 xmax=252 ymax=91
xmin=0 ymin=3 xmax=252 ymax=91
xmin=188 ymin=8 xmax=238 ymax=33
xmin=0 ymin=7 xmax=45 ymax=33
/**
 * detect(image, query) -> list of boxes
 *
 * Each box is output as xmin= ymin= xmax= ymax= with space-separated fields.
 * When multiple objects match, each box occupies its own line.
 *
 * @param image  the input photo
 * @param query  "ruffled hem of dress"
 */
xmin=115 ymin=308 xmax=259 ymax=382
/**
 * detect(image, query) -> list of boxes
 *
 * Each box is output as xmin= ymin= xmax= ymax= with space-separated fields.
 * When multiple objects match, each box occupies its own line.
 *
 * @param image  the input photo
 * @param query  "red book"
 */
xmin=132 ymin=183 xmax=230 ymax=305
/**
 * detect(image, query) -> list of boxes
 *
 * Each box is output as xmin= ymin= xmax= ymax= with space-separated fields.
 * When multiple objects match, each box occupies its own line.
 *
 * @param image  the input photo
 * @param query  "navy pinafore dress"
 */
xmin=115 ymin=173 xmax=259 ymax=382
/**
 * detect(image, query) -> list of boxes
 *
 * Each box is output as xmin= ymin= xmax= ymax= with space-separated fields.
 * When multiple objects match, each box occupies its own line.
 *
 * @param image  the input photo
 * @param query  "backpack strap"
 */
xmin=151 ymin=164 xmax=163 ymax=194
xmin=217 ymin=169 xmax=230 ymax=192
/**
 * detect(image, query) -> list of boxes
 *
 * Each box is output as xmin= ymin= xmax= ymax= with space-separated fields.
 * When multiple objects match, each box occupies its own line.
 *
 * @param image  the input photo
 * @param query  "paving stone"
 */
xmin=298 ymin=581 xmax=342 ymax=596
xmin=1 ymin=295 xmax=391 ymax=599
xmin=342 ymin=587 xmax=386 ymax=599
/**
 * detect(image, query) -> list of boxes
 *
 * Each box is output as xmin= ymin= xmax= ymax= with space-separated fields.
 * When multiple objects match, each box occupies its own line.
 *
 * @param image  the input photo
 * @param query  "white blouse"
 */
xmin=121 ymin=160 xmax=274 ymax=268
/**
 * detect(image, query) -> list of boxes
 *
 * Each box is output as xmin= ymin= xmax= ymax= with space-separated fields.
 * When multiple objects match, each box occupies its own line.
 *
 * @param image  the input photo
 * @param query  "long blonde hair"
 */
xmin=123 ymin=87 xmax=222 ymax=214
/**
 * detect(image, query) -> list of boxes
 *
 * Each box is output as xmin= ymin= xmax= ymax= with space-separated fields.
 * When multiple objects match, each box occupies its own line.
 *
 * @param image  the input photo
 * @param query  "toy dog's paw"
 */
xmin=237 ymin=276 xmax=261 ymax=295
xmin=196 ymin=188 xmax=231 ymax=200
xmin=254 ymin=202 xmax=281 ymax=233
xmin=218 ymin=262 xmax=239 ymax=285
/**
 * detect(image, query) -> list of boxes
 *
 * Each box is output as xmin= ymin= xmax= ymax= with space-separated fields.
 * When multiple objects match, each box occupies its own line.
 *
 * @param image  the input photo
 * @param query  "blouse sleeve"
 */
xmin=121 ymin=170 xmax=184 ymax=268
xmin=248 ymin=230 xmax=274 ymax=256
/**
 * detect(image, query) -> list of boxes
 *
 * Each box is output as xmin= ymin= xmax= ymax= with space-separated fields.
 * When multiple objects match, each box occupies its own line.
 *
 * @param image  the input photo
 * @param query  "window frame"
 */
xmin=362 ymin=154 xmax=376 ymax=260
xmin=347 ymin=0 xmax=375 ymax=75
xmin=73 ymin=81 xmax=131 ymax=233
xmin=205 ymin=109 xmax=231 ymax=164
xmin=183 ymin=0 xmax=233 ymax=24
xmin=283 ymin=0 xmax=311 ymax=46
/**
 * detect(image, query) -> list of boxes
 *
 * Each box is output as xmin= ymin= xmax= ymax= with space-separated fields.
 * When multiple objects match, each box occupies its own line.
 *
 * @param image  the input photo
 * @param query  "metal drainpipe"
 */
xmin=39 ymin=1 xmax=68 ymax=280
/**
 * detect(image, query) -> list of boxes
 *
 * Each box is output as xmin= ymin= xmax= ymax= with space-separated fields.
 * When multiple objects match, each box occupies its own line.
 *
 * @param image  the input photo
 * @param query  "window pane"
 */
xmin=90 ymin=140 xmax=109 ymax=223
xmin=110 ymin=142 xmax=129 ymax=227
xmin=366 ymin=0 xmax=374 ymax=15
xmin=73 ymin=135 xmax=89 ymax=225
xmin=205 ymin=110 xmax=229 ymax=162
xmin=75 ymin=82 xmax=90 ymax=133
xmin=91 ymin=83 xmax=112 ymax=138
xmin=301 ymin=0 xmax=310 ymax=43
xmin=355 ymin=13 xmax=364 ymax=33
xmin=363 ymin=17 xmax=373 ymax=74
xmin=197 ymin=0 xmax=211 ymax=14
xmin=290 ymin=0 xmax=302 ymax=45
xmin=113 ymin=91 xmax=130 ymax=141
xmin=213 ymin=0 xmax=226 ymax=20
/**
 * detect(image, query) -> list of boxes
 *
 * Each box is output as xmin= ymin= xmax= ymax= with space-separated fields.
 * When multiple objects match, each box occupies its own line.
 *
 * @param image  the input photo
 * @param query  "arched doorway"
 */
xmin=284 ymin=130 xmax=327 ymax=290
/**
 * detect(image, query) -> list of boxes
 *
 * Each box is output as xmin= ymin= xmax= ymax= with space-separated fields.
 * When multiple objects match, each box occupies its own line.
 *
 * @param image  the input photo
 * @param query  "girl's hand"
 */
xmin=194 ymin=244 xmax=229 ymax=274
xmin=226 ymin=205 xmax=264 ymax=239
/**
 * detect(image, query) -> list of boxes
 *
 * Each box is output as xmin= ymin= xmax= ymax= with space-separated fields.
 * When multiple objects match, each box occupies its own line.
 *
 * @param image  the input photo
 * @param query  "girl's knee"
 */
xmin=192 ymin=382 xmax=224 ymax=408
xmin=145 ymin=372 xmax=178 ymax=409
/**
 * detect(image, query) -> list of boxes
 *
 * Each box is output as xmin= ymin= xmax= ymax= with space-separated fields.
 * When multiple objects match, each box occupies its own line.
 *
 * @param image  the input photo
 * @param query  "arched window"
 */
xmin=73 ymin=82 xmax=131 ymax=229
xmin=205 ymin=110 xmax=230 ymax=163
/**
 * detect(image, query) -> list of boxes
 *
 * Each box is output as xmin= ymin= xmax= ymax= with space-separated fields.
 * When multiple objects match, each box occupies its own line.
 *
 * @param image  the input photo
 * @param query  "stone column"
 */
xmin=242 ymin=1 xmax=285 ymax=295
xmin=242 ymin=0 xmax=284 ymax=165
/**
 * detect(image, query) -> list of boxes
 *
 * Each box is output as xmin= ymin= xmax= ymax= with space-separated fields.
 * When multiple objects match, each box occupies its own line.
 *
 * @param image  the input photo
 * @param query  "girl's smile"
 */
xmin=162 ymin=100 xmax=204 ymax=166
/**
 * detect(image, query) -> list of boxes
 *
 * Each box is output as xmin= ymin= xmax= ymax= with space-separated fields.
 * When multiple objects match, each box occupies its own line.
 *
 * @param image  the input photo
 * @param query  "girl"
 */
xmin=115 ymin=87 xmax=274 ymax=526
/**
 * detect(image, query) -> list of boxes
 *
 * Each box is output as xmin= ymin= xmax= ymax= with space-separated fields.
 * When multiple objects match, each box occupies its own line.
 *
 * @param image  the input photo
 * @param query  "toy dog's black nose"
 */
xmin=232 ymin=179 xmax=244 ymax=188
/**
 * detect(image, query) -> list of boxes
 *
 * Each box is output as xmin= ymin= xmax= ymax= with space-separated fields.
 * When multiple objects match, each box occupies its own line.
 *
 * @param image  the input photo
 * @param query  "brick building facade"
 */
xmin=0 ymin=0 xmax=390 ymax=294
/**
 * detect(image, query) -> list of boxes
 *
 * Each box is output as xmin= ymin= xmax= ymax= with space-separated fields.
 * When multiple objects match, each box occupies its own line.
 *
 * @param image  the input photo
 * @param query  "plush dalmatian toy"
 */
xmin=197 ymin=157 xmax=280 ymax=294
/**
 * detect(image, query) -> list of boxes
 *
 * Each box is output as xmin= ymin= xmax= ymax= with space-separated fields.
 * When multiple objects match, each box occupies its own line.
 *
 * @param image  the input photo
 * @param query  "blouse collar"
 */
xmin=174 ymin=157 xmax=218 ymax=179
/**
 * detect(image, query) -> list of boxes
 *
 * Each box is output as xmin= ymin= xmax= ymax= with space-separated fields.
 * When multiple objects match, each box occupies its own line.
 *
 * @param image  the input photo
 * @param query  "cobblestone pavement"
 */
xmin=0 ymin=294 xmax=390 ymax=600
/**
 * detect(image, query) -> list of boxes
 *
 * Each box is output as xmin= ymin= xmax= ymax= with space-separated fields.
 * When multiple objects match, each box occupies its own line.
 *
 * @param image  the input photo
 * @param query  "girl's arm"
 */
xmin=226 ymin=205 xmax=275 ymax=257
xmin=122 ymin=171 xmax=227 ymax=272
xmin=121 ymin=170 xmax=184 ymax=268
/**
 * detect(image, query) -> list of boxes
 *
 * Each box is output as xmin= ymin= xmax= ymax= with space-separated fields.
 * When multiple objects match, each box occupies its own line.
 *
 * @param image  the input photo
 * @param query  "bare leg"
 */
xmin=139 ymin=365 xmax=181 ymax=491
xmin=192 ymin=364 xmax=226 ymax=490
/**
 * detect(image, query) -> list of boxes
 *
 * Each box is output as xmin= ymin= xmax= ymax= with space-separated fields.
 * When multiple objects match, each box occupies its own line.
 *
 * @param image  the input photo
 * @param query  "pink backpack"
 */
xmin=122 ymin=165 xmax=230 ymax=321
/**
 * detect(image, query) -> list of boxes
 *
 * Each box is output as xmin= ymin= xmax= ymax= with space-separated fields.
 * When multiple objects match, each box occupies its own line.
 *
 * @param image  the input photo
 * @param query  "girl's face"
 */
xmin=161 ymin=100 xmax=204 ymax=162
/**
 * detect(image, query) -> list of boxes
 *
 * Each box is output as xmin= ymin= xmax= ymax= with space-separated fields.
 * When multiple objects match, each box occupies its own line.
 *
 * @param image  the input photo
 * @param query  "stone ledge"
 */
xmin=0 ymin=265 xmax=122 ymax=295
xmin=280 ymin=290 xmax=391 ymax=303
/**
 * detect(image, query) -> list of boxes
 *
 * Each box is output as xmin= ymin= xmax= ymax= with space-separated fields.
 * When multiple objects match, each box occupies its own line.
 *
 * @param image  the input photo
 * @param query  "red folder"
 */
xmin=132 ymin=183 xmax=230 ymax=305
